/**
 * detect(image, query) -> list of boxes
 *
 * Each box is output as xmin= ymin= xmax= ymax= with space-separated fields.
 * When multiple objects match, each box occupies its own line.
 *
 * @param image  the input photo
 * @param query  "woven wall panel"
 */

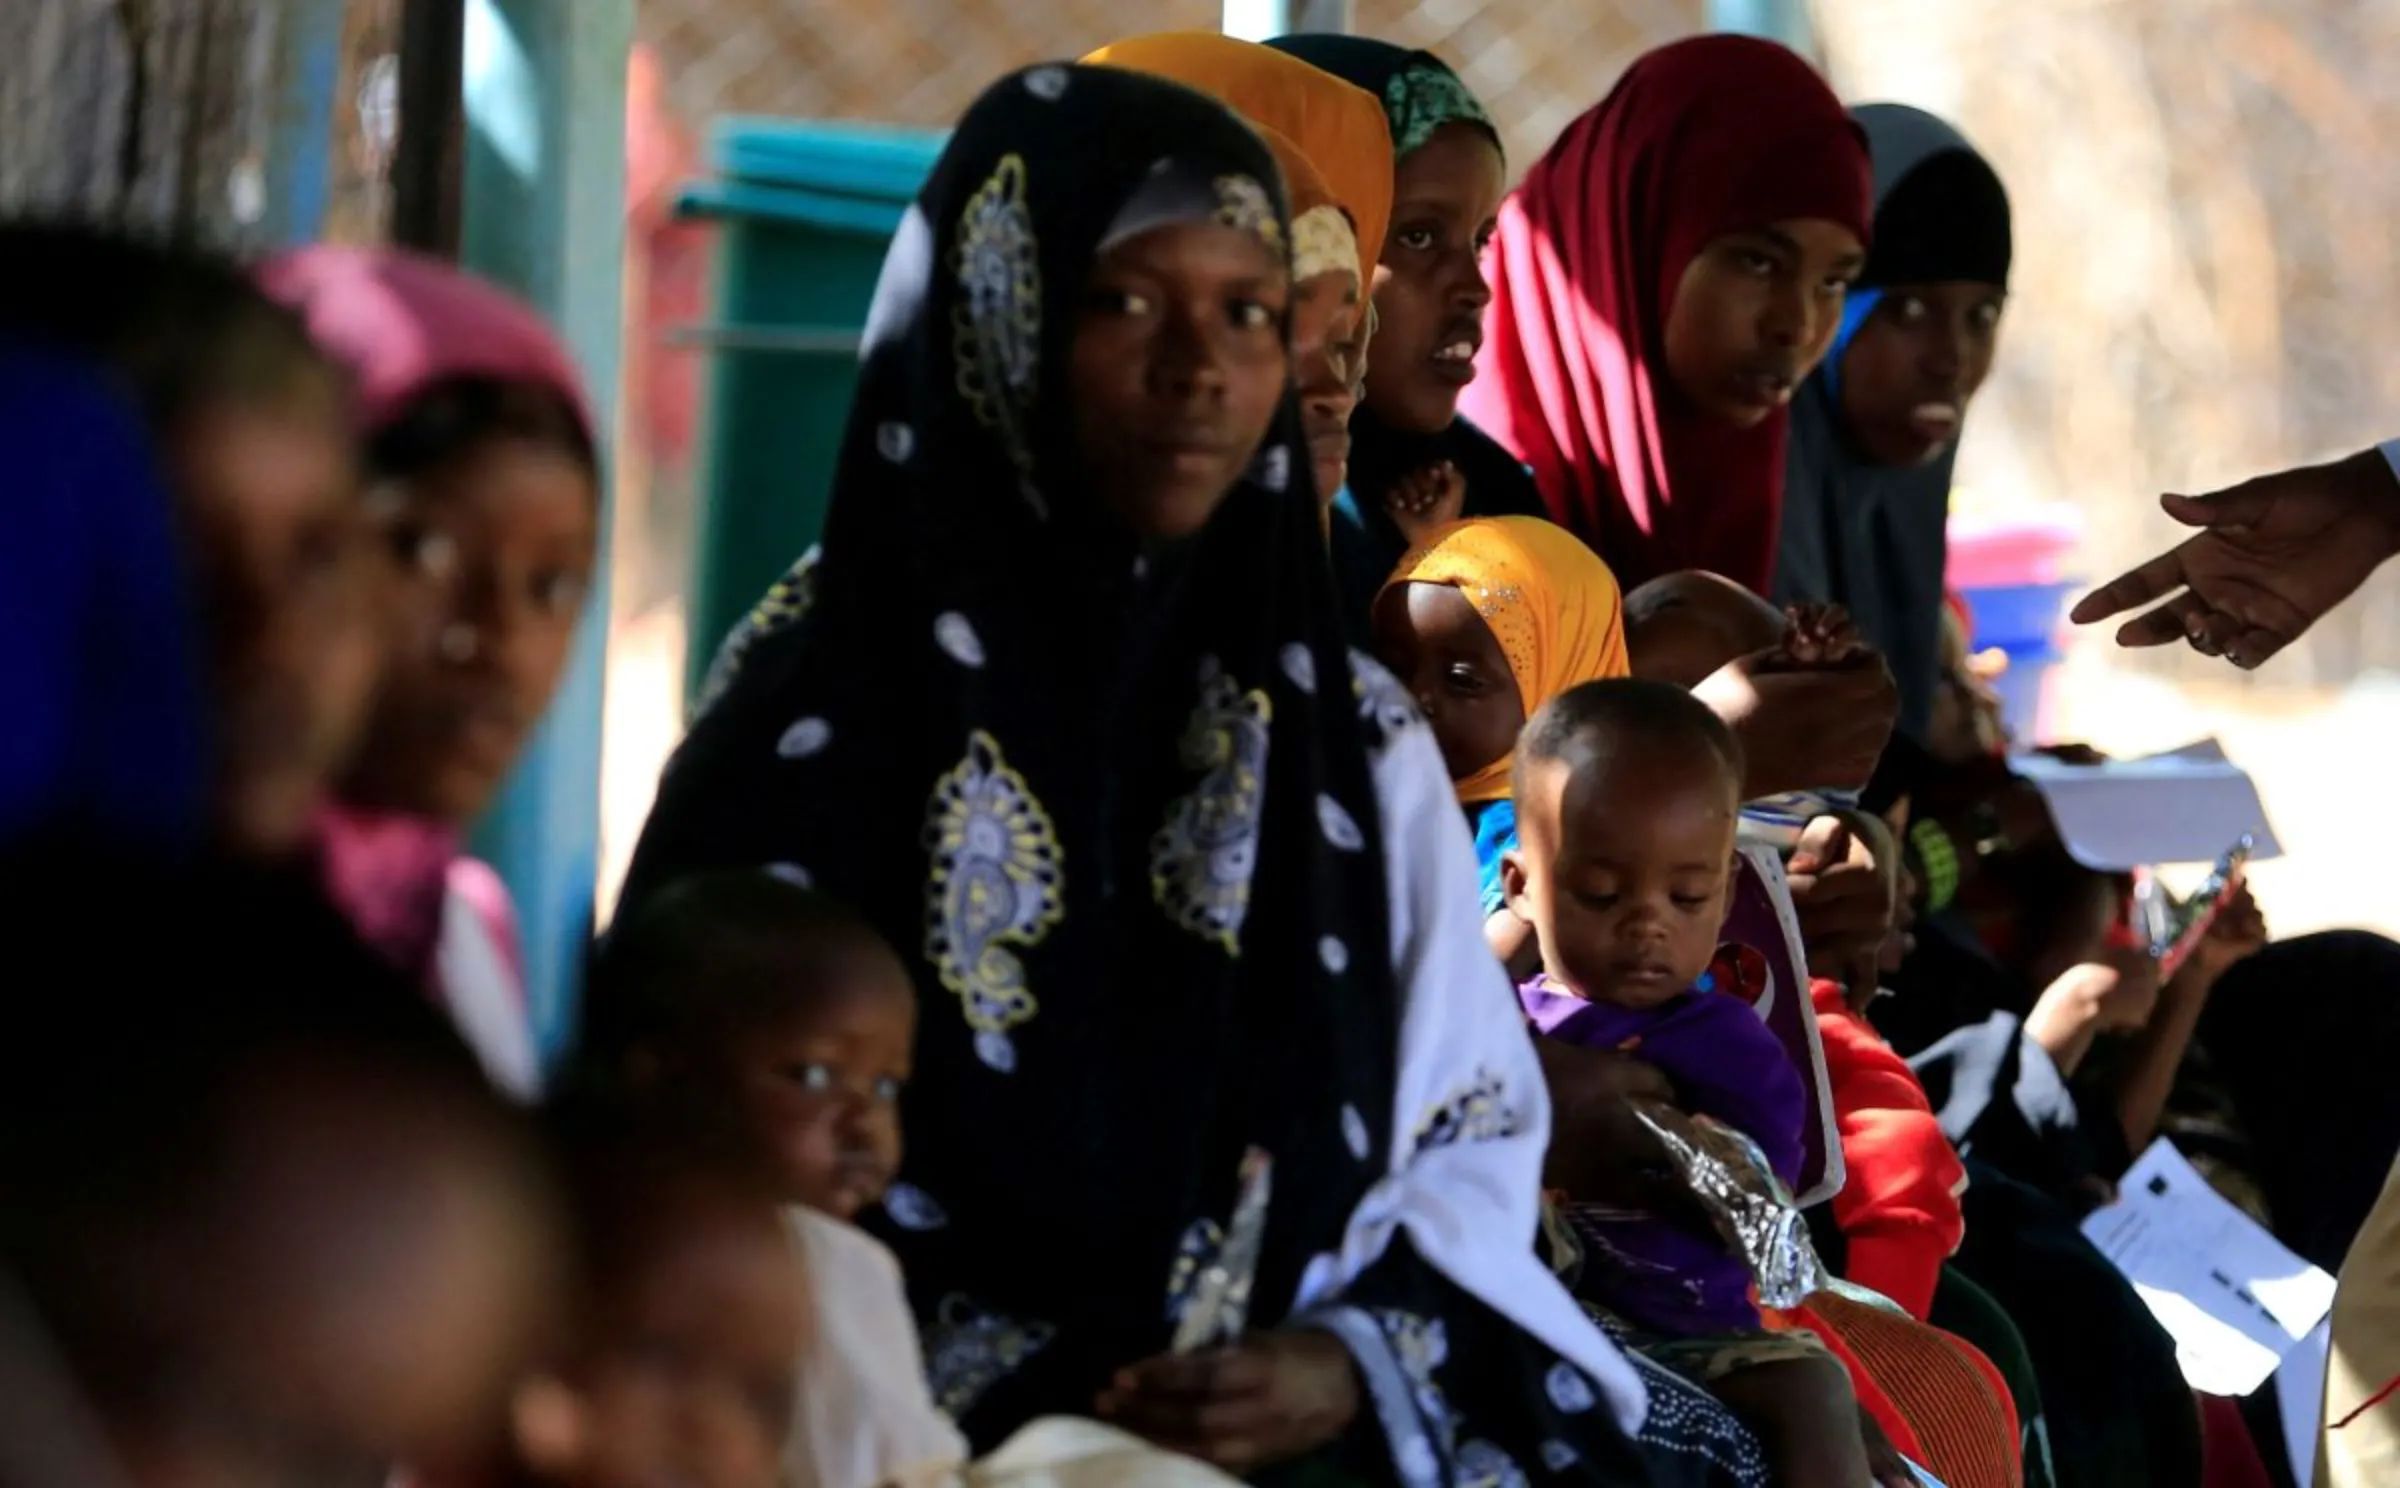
xmin=635 ymin=0 xmax=1701 ymax=168
xmin=0 ymin=0 xmax=275 ymax=246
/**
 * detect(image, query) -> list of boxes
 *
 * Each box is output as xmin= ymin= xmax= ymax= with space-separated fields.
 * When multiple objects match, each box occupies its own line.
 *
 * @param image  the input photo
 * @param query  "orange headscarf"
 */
xmin=1250 ymin=125 xmax=1353 ymax=284
xmin=1082 ymin=31 xmax=1392 ymax=286
xmin=1382 ymin=516 xmax=1630 ymax=803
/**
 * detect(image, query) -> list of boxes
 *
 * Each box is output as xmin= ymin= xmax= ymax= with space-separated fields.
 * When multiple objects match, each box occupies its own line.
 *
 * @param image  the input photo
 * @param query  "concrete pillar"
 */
xmin=1706 ymin=0 xmax=1815 ymax=53
xmin=1222 ymin=0 xmax=1351 ymax=43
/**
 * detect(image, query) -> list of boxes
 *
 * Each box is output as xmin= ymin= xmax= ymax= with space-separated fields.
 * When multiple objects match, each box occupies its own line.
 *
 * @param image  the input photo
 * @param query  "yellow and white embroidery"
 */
xmin=1377 ymin=1307 xmax=1458 ymax=1459
xmin=1291 ymin=203 xmax=1360 ymax=286
xmin=692 ymin=547 xmax=821 ymax=723
xmin=1150 ymin=661 xmax=1272 ymax=956
xmin=1214 ymin=172 xmax=1284 ymax=254
xmin=953 ymin=154 xmax=1041 ymax=479
xmin=924 ymin=730 xmax=1063 ymax=1072
xmin=1412 ymin=1067 xmax=1524 ymax=1151
xmin=923 ymin=1294 xmax=1056 ymax=1420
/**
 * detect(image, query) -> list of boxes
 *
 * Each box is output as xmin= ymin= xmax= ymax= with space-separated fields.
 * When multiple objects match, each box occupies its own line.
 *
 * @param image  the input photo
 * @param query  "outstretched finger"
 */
xmin=2193 ymin=607 xmax=2256 ymax=660
xmin=2109 ymin=596 xmax=2201 ymax=649
xmin=2072 ymin=545 xmax=2191 ymax=626
xmin=2222 ymin=621 xmax=2293 ymax=671
xmin=2158 ymin=595 xmax=2227 ymax=657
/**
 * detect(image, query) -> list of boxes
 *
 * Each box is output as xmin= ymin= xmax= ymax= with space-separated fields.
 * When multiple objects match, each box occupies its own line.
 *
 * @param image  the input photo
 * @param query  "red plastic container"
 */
xmin=1946 ymin=508 xmax=2081 ymax=591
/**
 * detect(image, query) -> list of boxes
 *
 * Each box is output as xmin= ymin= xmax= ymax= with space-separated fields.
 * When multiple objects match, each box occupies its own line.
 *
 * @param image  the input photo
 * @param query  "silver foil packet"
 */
xmin=1630 ymin=1101 xmax=1829 ymax=1310
xmin=1171 ymin=1147 xmax=1273 ymax=1354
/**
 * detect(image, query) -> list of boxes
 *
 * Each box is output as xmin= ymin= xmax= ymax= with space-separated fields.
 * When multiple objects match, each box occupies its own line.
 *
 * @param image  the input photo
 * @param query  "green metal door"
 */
xmin=675 ymin=119 xmax=944 ymax=702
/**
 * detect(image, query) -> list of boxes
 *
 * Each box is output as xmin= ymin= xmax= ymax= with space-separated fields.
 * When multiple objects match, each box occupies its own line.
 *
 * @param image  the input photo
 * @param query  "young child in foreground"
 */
xmin=585 ymin=872 xmax=1239 ymax=1488
xmin=583 ymin=871 xmax=957 ymax=1488
xmin=1501 ymin=678 xmax=1882 ymax=1488
xmin=485 ymin=1120 xmax=806 ymax=1488
xmin=0 ymin=858 xmax=557 ymax=1488
xmin=1626 ymin=576 xmax=1900 ymax=979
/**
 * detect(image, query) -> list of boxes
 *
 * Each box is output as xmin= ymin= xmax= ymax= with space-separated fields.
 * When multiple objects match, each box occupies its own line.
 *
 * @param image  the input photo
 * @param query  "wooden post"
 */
xmin=391 ymin=0 xmax=462 ymax=254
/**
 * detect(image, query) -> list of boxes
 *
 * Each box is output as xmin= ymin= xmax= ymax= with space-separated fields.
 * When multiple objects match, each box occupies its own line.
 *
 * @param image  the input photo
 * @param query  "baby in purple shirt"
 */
xmin=1501 ymin=678 xmax=1872 ymax=1488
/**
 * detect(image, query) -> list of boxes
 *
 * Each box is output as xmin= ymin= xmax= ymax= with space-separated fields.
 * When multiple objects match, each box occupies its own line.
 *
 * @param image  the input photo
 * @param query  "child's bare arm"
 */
xmin=1710 ymin=1354 xmax=1900 ymax=1488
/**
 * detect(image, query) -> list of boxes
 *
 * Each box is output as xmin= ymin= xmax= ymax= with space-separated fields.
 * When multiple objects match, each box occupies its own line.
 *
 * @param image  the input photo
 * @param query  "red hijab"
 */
xmin=1458 ymin=36 xmax=1869 ymax=593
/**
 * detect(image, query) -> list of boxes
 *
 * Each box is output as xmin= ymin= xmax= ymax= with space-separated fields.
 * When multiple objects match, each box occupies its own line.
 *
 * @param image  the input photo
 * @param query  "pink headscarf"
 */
xmin=1456 ymin=37 xmax=1870 ymax=595
xmin=262 ymin=246 xmax=574 ymax=1095
xmin=257 ymin=244 xmax=593 ymax=441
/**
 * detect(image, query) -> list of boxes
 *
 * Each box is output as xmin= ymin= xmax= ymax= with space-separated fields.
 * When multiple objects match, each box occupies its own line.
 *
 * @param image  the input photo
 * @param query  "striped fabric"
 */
xmin=1804 ymin=1290 xmax=2023 ymax=1488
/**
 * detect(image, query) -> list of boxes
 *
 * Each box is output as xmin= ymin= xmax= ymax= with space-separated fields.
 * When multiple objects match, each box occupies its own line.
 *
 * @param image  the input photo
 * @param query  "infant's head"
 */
xmin=585 ymin=872 xmax=915 ymax=1221
xmin=0 ymin=857 xmax=559 ymax=1485
xmin=506 ymin=1119 xmax=804 ymax=1488
xmin=1503 ymin=679 xmax=1745 ymax=1009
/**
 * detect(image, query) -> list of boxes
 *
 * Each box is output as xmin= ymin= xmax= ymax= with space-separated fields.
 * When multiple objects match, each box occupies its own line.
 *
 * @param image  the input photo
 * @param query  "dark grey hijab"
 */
xmin=1777 ymin=104 xmax=2011 ymax=737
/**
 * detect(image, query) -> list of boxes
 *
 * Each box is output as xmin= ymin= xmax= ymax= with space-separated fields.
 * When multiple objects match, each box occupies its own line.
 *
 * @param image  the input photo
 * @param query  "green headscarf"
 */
xmin=1265 ymin=35 xmax=1499 ymax=159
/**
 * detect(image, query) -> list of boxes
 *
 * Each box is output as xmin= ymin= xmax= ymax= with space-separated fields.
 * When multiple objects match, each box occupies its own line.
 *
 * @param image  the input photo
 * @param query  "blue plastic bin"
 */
xmin=1958 ymin=580 xmax=2079 ymax=658
xmin=1959 ymin=581 xmax=2078 ymax=741
xmin=1989 ymin=651 xmax=2057 ymax=740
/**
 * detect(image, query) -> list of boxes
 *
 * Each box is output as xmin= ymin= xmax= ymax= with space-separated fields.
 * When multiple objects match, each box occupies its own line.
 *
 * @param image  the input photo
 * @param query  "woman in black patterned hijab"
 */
xmin=621 ymin=62 xmax=1742 ymax=1486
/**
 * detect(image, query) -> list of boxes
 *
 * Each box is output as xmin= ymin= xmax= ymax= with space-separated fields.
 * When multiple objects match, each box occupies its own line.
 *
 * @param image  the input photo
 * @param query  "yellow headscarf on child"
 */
xmin=1382 ymin=516 xmax=1630 ymax=804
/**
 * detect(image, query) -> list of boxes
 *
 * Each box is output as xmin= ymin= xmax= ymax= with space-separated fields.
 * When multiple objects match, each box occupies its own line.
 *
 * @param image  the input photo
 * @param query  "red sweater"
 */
xmin=1812 ymin=978 xmax=1969 ymax=1320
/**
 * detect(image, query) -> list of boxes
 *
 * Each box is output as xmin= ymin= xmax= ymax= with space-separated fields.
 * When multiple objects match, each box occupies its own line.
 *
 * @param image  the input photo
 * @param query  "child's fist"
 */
xmin=1386 ymin=459 xmax=1466 ymax=543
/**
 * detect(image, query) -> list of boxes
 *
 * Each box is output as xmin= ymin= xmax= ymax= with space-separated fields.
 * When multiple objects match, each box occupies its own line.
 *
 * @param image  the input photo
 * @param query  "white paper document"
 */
xmin=2012 ymin=739 xmax=2283 ymax=870
xmin=2080 ymin=1139 xmax=2336 ymax=1396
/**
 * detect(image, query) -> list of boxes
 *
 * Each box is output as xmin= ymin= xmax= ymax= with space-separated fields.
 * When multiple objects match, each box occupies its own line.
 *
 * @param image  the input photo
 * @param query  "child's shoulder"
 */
xmin=1658 ymin=984 xmax=1786 ymax=1047
xmin=785 ymin=1203 xmax=906 ymax=1285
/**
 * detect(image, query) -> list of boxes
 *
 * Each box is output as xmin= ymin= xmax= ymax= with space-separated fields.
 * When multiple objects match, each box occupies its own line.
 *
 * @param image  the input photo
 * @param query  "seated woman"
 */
xmin=1079 ymin=30 xmax=1390 ymax=510
xmin=1263 ymin=34 xmax=1552 ymax=629
xmin=262 ymin=246 xmax=604 ymax=1099
xmin=1455 ymin=36 xmax=1898 ymax=802
xmin=1775 ymin=103 xmax=2011 ymax=742
xmin=1460 ymin=35 xmax=1864 ymax=601
xmin=618 ymin=63 xmax=1760 ymax=1488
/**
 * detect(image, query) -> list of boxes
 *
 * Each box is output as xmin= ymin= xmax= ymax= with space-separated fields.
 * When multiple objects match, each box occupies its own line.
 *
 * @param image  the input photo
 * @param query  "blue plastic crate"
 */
xmin=1958 ymin=580 xmax=2079 ymax=654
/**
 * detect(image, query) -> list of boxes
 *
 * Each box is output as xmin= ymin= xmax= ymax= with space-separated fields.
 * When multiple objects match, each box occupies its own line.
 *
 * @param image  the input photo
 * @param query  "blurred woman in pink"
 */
xmin=263 ymin=246 xmax=602 ymax=1097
